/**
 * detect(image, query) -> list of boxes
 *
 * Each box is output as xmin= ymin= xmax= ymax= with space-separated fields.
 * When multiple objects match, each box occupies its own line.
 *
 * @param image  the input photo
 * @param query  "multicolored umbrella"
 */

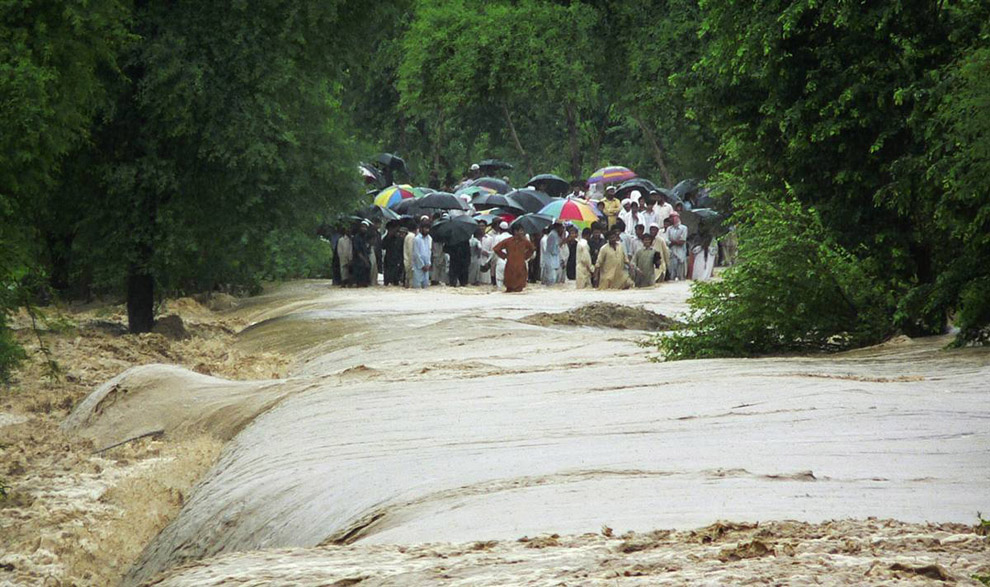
xmin=537 ymin=197 xmax=602 ymax=229
xmin=588 ymin=166 xmax=637 ymax=185
xmin=374 ymin=185 xmax=422 ymax=208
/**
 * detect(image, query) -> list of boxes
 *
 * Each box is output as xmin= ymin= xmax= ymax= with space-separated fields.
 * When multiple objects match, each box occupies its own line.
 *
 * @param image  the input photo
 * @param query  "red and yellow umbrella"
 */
xmin=537 ymin=197 xmax=602 ymax=229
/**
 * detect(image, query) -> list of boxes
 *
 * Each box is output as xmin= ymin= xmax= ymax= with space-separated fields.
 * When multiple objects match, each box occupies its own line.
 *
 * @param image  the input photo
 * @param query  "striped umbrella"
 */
xmin=537 ymin=197 xmax=602 ymax=230
xmin=588 ymin=166 xmax=637 ymax=185
xmin=374 ymin=185 xmax=422 ymax=208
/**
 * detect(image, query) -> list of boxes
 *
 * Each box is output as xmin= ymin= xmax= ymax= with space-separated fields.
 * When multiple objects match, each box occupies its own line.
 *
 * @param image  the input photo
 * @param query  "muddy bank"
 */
xmin=521 ymin=301 xmax=681 ymax=330
xmin=149 ymin=519 xmax=990 ymax=585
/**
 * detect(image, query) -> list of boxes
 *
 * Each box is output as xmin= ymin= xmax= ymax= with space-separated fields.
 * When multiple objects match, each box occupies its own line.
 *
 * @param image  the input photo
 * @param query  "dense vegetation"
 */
xmin=2 ymin=0 xmax=988 ymax=379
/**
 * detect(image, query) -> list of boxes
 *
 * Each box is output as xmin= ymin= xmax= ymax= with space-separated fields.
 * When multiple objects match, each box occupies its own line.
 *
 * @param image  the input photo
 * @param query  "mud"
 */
xmin=149 ymin=519 xmax=990 ymax=586
xmin=521 ymin=301 xmax=681 ymax=330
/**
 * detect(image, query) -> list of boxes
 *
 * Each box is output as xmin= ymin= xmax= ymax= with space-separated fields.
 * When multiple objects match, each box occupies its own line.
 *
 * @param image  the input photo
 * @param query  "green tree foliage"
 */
xmin=660 ymin=0 xmax=990 ymax=358
xmin=655 ymin=196 xmax=888 ymax=359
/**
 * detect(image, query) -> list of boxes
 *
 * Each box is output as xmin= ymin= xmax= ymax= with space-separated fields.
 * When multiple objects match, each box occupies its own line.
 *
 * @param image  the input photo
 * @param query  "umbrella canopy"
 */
xmin=356 ymin=205 xmax=400 ymax=222
xmin=472 ymin=192 xmax=526 ymax=211
xmin=525 ymin=174 xmax=569 ymax=198
xmin=416 ymin=186 xmax=437 ymax=195
xmin=358 ymin=163 xmax=384 ymax=188
xmin=470 ymin=177 xmax=512 ymax=194
xmin=455 ymin=185 xmax=496 ymax=199
xmin=431 ymin=214 xmax=479 ymax=245
xmin=374 ymin=153 xmax=408 ymax=173
xmin=588 ymin=165 xmax=637 ymax=185
xmin=511 ymin=213 xmax=555 ymax=234
xmin=478 ymin=159 xmax=513 ymax=174
xmin=411 ymin=191 xmax=470 ymax=213
xmin=615 ymin=178 xmax=660 ymax=202
xmin=506 ymin=188 xmax=555 ymax=214
xmin=375 ymin=185 xmax=422 ymax=208
xmin=538 ymin=197 xmax=602 ymax=230
xmin=672 ymin=178 xmax=701 ymax=200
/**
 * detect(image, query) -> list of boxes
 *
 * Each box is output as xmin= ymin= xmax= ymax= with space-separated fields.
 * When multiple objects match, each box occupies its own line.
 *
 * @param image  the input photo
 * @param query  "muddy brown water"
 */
xmin=62 ymin=281 xmax=990 ymax=585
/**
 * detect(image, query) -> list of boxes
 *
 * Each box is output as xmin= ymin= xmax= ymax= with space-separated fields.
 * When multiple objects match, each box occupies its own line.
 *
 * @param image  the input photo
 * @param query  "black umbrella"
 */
xmin=470 ymin=177 xmax=512 ymax=194
xmin=411 ymin=191 xmax=469 ymax=213
xmin=375 ymin=153 xmax=408 ymax=173
xmin=478 ymin=159 xmax=513 ymax=174
xmin=614 ymin=178 xmax=660 ymax=201
xmin=431 ymin=214 xmax=479 ymax=244
xmin=472 ymin=192 xmax=526 ymax=211
xmin=672 ymin=178 xmax=701 ymax=200
xmin=526 ymin=174 xmax=569 ymax=197
xmin=356 ymin=205 xmax=400 ymax=222
xmin=506 ymin=188 xmax=556 ymax=214
xmin=359 ymin=163 xmax=385 ymax=188
xmin=511 ymin=213 xmax=555 ymax=234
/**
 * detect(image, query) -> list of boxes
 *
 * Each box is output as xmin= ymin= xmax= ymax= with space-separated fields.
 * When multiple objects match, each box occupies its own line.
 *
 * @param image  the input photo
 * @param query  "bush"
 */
xmin=654 ymin=197 xmax=890 ymax=360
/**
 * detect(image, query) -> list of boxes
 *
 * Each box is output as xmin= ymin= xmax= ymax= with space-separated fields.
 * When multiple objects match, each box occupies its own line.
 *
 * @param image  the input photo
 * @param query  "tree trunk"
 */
xmin=432 ymin=109 xmax=444 ymax=180
xmin=502 ymin=100 xmax=533 ymax=177
xmin=126 ymin=265 xmax=155 ymax=334
xmin=566 ymin=102 xmax=581 ymax=180
xmin=633 ymin=115 xmax=674 ymax=188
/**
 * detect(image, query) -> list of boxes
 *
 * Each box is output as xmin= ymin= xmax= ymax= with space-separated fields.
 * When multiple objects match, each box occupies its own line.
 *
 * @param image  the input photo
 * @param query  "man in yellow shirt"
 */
xmin=595 ymin=229 xmax=632 ymax=289
xmin=601 ymin=185 xmax=622 ymax=229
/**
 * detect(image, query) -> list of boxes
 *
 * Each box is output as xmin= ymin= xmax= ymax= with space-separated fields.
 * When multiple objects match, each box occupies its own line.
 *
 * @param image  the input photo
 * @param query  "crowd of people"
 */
xmin=329 ymin=185 xmax=726 ymax=293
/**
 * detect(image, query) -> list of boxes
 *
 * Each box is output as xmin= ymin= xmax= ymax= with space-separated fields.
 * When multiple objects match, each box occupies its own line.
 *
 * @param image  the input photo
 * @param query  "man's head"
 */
xmin=649 ymin=223 xmax=660 ymax=237
xmin=581 ymin=228 xmax=592 ymax=240
xmin=512 ymin=224 xmax=526 ymax=237
xmin=642 ymin=234 xmax=654 ymax=247
xmin=419 ymin=220 xmax=432 ymax=236
xmin=670 ymin=212 xmax=681 ymax=226
xmin=635 ymin=223 xmax=645 ymax=237
xmin=605 ymin=185 xmax=617 ymax=199
xmin=607 ymin=229 xmax=621 ymax=245
xmin=567 ymin=225 xmax=578 ymax=237
xmin=614 ymin=219 xmax=626 ymax=233
xmin=554 ymin=222 xmax=565 ymax=236
xmin=499 ymin=221 xmax=509 ymax=233
xmin=474 ymin=226 xmax=485 ymax=239
xmin=386 ymin=220 xmax=398 ymax=234
xmin=621 ymin=198 xmax=632 ymax=210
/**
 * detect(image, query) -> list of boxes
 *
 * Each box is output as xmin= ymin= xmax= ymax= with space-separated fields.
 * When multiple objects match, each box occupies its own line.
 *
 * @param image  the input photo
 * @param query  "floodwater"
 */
xmin=65 ymin=281 xmax=990 ymax=585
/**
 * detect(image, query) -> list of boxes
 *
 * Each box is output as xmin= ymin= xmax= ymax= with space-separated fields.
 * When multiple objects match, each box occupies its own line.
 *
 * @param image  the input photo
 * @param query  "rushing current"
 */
xmin=63 ymin=281 xmax=989 ymax=585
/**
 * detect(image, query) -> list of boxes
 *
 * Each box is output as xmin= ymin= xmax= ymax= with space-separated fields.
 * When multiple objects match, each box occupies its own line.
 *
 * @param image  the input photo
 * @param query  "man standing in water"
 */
xmin=402 ymin=221 xmax=418 ymax=288
xmin=596 ymin=229 xmax=633 ymax=289
xmin=493 ymin=221 xmax=512 ymax=289
xmin=382 ymin=221 xmax=404 ymax=286
xmin=541 ymin=222 xmax=562 ymax=285
xmin=412 ymin=220 xmax=432 ymax=289
xmin=666 ymin=212 xmax=688 ymax=280
xmin=493 ymin=224 xmax=536 ymax=293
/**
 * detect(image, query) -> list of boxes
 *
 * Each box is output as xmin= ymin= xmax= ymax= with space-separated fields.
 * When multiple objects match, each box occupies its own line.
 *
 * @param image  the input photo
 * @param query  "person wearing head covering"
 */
xmin=618 ymin=198 xmax=633 ymax=232
xmin=595 ymin=229 xmax=633 ymax=289
xmin=493 ymin=221 xmax=512 ymax=288
xmin=602 ymin=185 xmax=622 ymax=229
xmin=382 ymin=221 xmax=405 ymax=286
xmin=493 ymin=224 xmax=536 ymax=293
xmin=403 ymin=223 xmax=418 ymax=287
xmin=411 ymin=221 xmax=433 ymax=288
xmin=691 ymin=235 xmax=719 ymax=281
xmin=575 ymin=228 xmax=594 ymax=289
xmin=665 ymin=212 xmax=689 ymax=280
xmin=540 ymin=223 xmax=562 ymax=285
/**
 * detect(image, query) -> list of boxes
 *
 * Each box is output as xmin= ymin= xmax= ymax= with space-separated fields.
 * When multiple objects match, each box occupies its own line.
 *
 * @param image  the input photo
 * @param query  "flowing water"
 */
xmin=63 ymin=281 xmax=989 ymax=585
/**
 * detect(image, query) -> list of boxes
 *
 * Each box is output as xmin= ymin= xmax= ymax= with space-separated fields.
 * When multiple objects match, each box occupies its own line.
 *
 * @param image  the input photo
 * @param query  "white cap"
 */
xmin=621 ymin=198 xmax=631 ymax=206
xmin=630 ymin=189 xmax=642 ymax=202
xmin=649 ymin=223 xmax=660 ymax=230
xmin=470 ymin=163 xmax=480 ymax=171
xmin=499 ymin=221 xmax=509 ymax=230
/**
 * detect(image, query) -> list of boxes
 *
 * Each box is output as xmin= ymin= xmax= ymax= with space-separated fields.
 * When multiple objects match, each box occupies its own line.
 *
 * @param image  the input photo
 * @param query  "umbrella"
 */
xmin=375 ymin=185 xmax=422 ymax=208
xmin=356 ymin=205 xmax=400 ymax=222
xmin=472 ymin=192 xmax=526 ymax=211
xmin=615 ymin=178 xmax=660 ymax=201
xmin=672 ymin=178 xmax=701 ymax=199
xmin=506 ymin=188 xmax=556 ymax=214
xmin=538 ymin=197 xmax=602 ymax=230
xmin=526 ymin=174 xmax=569 ymax=197
xmin=588 ymin=165 xmax=637 ymax=185
xmin=455 ymin=185 xmax=496 ymax=199
xmin=478 ymin=159 xmax=513 ymax=174
xmin=431 ymin=214 xmax=479 ymax=244
xmin=411 ymin=191 xmax=469 ymax=213
xmin=374 ymin=153 xmax=408 ymax=173
xmin=416 ymin=186 xmax=437 ymax=195
xmin=358 ymin=163 xmax=384 ymax=187
xmin=470 ymin=177 xmax=512 ymax=194
xmin=511 ymin=213 xmax=555 ymax=234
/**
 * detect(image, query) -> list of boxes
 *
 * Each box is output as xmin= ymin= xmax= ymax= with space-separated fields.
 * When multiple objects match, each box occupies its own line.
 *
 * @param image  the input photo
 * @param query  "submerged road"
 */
xmin=91 ymin=281 xmax=989 ymax=585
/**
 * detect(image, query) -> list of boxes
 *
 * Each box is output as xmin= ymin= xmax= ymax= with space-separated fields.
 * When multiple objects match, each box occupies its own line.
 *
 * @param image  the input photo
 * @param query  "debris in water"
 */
xmin=521 ymin=302 xmax=680 ymax=331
